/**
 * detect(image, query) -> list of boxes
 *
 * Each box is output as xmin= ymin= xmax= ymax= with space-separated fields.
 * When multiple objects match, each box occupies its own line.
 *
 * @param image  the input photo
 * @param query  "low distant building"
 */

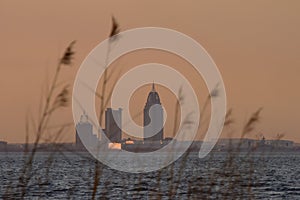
xmin=265 ymin=140 xmax=294 ymax=148
xmin=0 ymin=141 xmax=7 ymax=148
xmin=162 ymin=137 xmax=174 ymax=145
xmin=121 ymin=141 xmax=165 ymax=152
xmin=294 ymin=143 xmax=300 ymax=147
xmin=216 ymin=138 xmax=256 ymax=150
xmin=0 ymin=141 xmax=7 ymax=145
xmin=215 ymin=138 xmax=295 ymax=151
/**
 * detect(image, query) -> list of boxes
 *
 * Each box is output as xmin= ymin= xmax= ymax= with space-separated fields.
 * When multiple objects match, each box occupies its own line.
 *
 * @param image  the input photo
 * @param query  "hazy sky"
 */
xmin=1 ymin=0 xmax=300 ymax=143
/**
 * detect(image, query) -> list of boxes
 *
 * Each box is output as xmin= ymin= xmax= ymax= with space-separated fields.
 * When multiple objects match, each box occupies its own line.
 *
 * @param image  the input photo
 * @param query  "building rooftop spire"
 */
xmin=146 ymin=81 xmax=161 ymax=105
xmin=80 ymin=111 xmax=89 ymax=123
xmin=152 ymin=81 xmax=155 ymax=92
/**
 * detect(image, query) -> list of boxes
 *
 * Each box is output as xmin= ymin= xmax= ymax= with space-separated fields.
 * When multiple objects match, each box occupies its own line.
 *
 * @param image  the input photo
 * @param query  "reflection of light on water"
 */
xmin=108 ymin=143 xmax=121 ymax=150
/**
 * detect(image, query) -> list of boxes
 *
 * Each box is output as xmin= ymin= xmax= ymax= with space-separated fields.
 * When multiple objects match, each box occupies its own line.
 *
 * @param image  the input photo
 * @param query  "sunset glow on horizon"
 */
xmin=1 ymin=0 xmax=300 ymax=143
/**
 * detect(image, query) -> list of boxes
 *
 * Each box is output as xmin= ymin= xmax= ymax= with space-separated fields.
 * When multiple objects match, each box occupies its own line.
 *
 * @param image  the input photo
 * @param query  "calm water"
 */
xmin=0 ymin=152 xmax=299 ymax=199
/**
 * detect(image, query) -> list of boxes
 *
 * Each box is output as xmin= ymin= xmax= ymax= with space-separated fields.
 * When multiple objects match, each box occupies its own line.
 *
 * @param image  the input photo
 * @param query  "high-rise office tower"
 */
xmin=76 ymin=112 xmax=93 ymax=147
xmin=105 ymin=108 xmax=122 ymax=143
xmin=144 ymin=83 xmax=164 ymax=142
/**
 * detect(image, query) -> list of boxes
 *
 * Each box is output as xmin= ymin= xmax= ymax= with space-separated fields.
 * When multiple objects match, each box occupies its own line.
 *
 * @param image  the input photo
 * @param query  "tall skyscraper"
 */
xmin=105 ymin=108 xmax=122 ymax=143
xmin=76 ymin=112 xmax=93 ymax=148
xmin=144 ymin=83 xmax=164 ymax=142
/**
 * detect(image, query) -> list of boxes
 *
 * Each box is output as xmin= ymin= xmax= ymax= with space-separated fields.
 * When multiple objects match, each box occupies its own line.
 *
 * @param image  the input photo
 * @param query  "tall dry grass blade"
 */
xmin=242 ymin=107 xmax=263 ymax=137
xmin=109 ymin=15 xmax=120 ymax=40
xmin=60 ymin=41 xmax=76 ymax=65
xmin=14 ymin=41 xmax=76 ymax=198
xmin=224 ymin=108 xmax=234 ymax=127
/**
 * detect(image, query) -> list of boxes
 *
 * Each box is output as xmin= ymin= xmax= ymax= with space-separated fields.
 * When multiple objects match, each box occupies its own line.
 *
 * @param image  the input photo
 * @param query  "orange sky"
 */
xmin=1 ymin=0 xmax=300 ymax=143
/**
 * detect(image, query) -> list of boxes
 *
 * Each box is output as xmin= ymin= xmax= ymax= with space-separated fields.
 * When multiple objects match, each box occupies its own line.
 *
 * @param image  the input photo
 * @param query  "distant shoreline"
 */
xmin=0 ymin=140 xmax=299 ymax=153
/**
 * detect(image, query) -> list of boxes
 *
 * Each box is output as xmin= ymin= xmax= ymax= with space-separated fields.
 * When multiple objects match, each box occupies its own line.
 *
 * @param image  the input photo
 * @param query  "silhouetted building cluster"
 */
xmin=75 ymin=108 xmax=122 ymax=148
xmin=75 ymin=83 xmax=164 ymax=147
xmin=74 ymin=84 xmax=299 ymax=153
